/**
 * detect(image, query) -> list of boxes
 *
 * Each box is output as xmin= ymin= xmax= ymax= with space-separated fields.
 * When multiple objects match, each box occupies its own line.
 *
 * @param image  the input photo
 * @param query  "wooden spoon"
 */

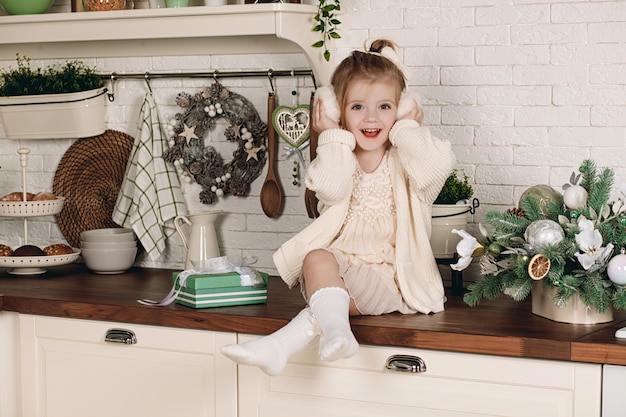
xmin=260 ymin=91 xmax=284 ymax=218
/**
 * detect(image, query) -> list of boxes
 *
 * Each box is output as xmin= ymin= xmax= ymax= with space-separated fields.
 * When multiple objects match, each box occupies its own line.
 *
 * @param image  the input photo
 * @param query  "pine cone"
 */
xmin=507 ymin=207 xmax=527 ymax=218
xmin=199 ymin=189 xmax=216 ymax=205
xmin=175 ymin=92 xmax=192 ymax=108
xmin=228 ymin=177 xmax=250 ymax=197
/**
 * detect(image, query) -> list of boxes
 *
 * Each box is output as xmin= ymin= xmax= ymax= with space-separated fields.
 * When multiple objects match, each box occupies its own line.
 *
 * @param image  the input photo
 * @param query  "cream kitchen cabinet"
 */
xmin=237 ymin=334 xmax=602 ymax=417
xmin=0 ymin=311 xmax=19 ymax=417
xmin=10 ymin=314 xmax=605 ymax=417
xmin=18 ymin=315 xmax=237 ymax=417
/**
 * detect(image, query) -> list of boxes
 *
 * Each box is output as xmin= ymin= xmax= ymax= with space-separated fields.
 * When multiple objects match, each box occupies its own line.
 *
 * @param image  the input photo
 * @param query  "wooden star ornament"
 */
xmin=245 ymin=146 xmax=262 ymax=161
xmin=180 ymin=123 xmax=199 ymax=144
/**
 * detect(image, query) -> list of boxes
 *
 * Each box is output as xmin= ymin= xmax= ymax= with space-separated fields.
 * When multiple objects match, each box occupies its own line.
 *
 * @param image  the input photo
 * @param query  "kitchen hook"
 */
xmin=213 ymin=70 xmax=220 ymax=84
xmin=290 ymin=69 xmax=298 ymax=105
xmin=267 ymin=69 xmax=275 ymax=93
xmin=144 ymin=72 xmax=153 ymax=95
xmin=107 ymin=74 xmax=116 ymax=102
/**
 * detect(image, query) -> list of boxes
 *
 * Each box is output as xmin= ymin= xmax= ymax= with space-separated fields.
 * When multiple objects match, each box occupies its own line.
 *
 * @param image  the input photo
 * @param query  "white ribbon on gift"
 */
xmin=137 ymin=256 xmax=265 ymax=307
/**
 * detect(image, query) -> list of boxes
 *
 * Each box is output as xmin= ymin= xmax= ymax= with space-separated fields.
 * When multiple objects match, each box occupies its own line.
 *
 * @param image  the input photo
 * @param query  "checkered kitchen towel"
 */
xmin=113 ymin=92 xmax=187 ymax=261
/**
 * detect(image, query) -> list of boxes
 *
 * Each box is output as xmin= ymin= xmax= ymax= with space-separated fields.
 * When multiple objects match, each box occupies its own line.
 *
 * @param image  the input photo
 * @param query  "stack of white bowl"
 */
xmin=79 ymin=228 xmax=138 ymax=274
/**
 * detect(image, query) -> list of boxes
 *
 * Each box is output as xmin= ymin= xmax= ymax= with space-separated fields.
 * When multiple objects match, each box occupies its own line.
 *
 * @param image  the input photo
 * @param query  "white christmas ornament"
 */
xmin=524 ymin=219 xmax=565 ymax=251
xmin=608 ymin=250 xmax=626 ymax=285
xmin=563 ymin=185 xmax=588 ymax=210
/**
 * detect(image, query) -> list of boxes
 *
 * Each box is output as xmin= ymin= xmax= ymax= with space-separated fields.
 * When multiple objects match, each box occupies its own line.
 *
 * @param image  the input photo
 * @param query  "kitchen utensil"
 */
xmin=165 ymin=0 xmax=187 ymax=7
xmin=0 ymin=248 xmax=80 ymax=275
xmin=80 ymin=227 xmax=135 ymax=242
xmin=304 ymin=91 xmax=320 ymax=218
xmin=82 ymin=0 xmax=127 ymax=11
xmin=81 ymin=240 xmax=137 ymax=249
xmin=259 ymin=91 xmax=284 ymax=218
xmin=81 ymin=246 xmax=138 ymax=274
xmin=174 ymin=211 xmax=222 ymax=270
xmin=0 ymin=0 xmax=53 ymax=14
xmin=0 ymin=197 xmax=65 ymax=217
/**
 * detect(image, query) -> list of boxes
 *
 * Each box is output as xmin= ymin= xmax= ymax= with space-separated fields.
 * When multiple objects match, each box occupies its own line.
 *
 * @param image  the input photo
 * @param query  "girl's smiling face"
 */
xmin=342 ymin=78 xmax=399 ymax=159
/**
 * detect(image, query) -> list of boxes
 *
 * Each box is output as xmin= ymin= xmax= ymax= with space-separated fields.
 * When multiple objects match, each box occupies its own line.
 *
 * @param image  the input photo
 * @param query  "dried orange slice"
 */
xmin=528 ymin=254 xmax=551 ymax=280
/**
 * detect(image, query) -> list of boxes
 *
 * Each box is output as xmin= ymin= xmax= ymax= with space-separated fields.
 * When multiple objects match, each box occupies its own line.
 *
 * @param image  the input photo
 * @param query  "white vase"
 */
xmin=531 ymin=281 xmax=613 ymax=324
xmin=0 ymin=88 xmax=107 ymax=140
xmin=175 ymin=211 xmax=222 ymax=270
xmin=430 ymin=202 xmax=472 ymax=259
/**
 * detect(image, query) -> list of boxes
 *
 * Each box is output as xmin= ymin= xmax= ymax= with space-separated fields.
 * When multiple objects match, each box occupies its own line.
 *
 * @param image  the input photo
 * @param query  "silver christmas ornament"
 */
xmin=524 ymin=219 xmax=565 ymax=251
xmin=608 ymin=249 xmax=626 ymax=285
xmin=563 ymin=185 xmax=588 ymax=210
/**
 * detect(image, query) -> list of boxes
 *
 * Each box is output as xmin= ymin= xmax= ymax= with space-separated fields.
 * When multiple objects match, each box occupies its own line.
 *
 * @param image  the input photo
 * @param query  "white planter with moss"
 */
xmin=0 ymin=87 xmax=107 ymax=140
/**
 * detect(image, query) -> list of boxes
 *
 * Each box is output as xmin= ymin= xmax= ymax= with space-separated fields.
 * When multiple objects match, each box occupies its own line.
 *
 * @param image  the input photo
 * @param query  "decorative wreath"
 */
xmin=164 ymin=83 xmax=267 ymax=204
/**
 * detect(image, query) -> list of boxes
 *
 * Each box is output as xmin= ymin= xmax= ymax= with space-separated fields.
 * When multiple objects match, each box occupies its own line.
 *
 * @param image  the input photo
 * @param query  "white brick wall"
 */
xmin=1 ymin=0 xmax=625 ymax=285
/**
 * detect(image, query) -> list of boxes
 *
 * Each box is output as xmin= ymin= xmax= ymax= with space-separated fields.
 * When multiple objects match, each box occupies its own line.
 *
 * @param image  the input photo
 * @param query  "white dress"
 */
xmin=326 ymin=153 xmax=416 ymax=315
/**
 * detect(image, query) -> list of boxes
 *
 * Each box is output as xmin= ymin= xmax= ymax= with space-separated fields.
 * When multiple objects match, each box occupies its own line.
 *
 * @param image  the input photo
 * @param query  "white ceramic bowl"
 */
xmin=81 ymin=246 xmax=138 ymax=274
xmin=80 ymin=228 xmax=136 ymax=243
xmin=80 ymin=240 xmax=137 ymax=250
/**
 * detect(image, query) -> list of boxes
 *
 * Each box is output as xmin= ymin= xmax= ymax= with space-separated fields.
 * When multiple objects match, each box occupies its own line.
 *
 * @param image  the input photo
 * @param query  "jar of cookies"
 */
xmin=82 ymin=0 xmax=127 ymax=11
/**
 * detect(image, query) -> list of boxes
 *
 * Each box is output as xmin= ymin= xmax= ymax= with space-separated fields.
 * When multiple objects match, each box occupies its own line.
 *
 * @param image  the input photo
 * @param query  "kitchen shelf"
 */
xmin=0 ymin=3 xmax=332 ymax=85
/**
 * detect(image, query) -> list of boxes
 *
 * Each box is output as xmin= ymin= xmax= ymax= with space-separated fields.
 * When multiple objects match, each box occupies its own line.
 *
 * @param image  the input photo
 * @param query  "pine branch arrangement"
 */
xmin=454 ymin=160 xmax=626 ymax=313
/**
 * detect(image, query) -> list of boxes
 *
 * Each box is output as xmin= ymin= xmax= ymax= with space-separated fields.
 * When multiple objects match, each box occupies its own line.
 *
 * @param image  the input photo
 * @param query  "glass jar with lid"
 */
xmin=82 ymin=0 xmax=127 ymax=11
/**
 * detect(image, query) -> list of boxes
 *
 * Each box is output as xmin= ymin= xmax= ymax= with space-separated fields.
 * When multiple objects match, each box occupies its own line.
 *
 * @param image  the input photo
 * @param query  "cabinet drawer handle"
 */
xmin=105 ymin=328 xmax=137 ymax=345
xmin=385 ymin=354 xmax=427 ymax=373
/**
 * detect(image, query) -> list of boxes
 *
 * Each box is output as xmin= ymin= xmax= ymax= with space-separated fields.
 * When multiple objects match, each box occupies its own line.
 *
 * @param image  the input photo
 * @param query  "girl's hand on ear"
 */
xmin=398 ymin=103 xmax=424 ymax=125
xmin=415 ymin=105 xmax=424 ymax=125
xmin=312 ymin=99 xmax=340 ymax=133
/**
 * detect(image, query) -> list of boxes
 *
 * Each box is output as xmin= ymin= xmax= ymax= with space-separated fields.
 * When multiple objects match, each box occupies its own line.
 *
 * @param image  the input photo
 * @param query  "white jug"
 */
xmin=174 ymin=211 xmax=222 ymax=270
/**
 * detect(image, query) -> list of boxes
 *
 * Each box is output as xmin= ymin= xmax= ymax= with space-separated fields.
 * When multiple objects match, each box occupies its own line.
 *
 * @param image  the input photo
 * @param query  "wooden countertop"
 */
xmin=1 ymin=264 xmax=626 ymax=365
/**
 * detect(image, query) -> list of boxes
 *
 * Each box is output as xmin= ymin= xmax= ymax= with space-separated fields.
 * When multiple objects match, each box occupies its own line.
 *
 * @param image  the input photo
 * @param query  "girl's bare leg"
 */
xmin=303 ymin=249 xmax=360 ymax=315
xmin=302 ymin=249 xmax=360 ymax=361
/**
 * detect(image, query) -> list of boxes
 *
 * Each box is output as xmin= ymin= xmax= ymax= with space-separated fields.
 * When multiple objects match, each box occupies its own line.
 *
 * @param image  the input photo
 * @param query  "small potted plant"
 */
xmin=431 ymin=169 xmax=478 ymax=259
xmin=0 ymin=55 xmax=107 ymax=140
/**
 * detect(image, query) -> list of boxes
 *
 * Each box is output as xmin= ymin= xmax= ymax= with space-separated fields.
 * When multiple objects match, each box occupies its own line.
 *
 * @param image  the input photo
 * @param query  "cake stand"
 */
xmin=0 ymin=148 xmax=80 ymax=274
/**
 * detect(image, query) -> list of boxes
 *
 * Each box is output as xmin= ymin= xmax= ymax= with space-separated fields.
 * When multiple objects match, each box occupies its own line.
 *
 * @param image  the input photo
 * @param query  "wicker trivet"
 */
xmin=53 ymin=130 xmax=134 ymax=248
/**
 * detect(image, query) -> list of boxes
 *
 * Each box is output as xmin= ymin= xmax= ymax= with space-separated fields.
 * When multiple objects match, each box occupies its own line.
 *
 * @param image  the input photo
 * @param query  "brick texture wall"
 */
xmin=1 ymin=0 xmax=624 ymax=284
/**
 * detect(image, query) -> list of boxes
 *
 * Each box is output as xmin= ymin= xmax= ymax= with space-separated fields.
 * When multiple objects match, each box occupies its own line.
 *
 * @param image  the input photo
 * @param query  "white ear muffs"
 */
xmin=313 ymin=86 xmax=341 ymax=123
xmin=313 ymin=87 xmax=420 ymax=122
xmin=397 ymin=90 xmax=419 ymax=118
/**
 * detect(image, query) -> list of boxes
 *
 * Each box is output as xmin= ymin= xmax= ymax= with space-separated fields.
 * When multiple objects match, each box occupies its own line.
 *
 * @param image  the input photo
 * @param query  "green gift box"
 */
xmin=172 ymin=271 xmax=268 ymax=309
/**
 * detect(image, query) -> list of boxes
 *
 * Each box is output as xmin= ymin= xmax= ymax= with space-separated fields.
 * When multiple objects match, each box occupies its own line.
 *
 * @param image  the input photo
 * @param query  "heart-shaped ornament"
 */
xmin=272 ymin=104 xmax=310 ymax=149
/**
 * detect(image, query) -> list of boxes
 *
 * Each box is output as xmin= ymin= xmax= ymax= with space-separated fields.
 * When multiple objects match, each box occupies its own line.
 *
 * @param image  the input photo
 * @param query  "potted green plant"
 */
xmin=431 ymin=169 xmax=478 ymax=259
xmin=0 ymin=55 xmax=107 ymax=140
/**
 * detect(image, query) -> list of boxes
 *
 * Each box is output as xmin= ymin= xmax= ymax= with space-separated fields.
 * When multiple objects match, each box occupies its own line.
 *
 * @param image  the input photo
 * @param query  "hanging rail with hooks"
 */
xmin=101 ymin=68 xmax=317 ymax=102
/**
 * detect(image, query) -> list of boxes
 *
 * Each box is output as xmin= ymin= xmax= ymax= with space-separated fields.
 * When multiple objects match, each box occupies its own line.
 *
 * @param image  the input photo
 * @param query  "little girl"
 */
xmin=222 ymin=39 xmax=456 ymax=375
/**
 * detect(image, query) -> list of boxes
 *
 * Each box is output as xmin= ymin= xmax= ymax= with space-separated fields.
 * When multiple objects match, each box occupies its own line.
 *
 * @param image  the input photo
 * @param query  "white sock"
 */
xmin=309 ymin=287 xmax=359 ymax=362
xmin=220 ymin=307 xmax=319 ymax=376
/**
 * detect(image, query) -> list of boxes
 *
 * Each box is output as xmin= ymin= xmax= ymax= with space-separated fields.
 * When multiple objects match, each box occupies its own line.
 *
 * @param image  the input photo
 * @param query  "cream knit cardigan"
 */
xmin=273 ymin=119 xmax=456 ymax=314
